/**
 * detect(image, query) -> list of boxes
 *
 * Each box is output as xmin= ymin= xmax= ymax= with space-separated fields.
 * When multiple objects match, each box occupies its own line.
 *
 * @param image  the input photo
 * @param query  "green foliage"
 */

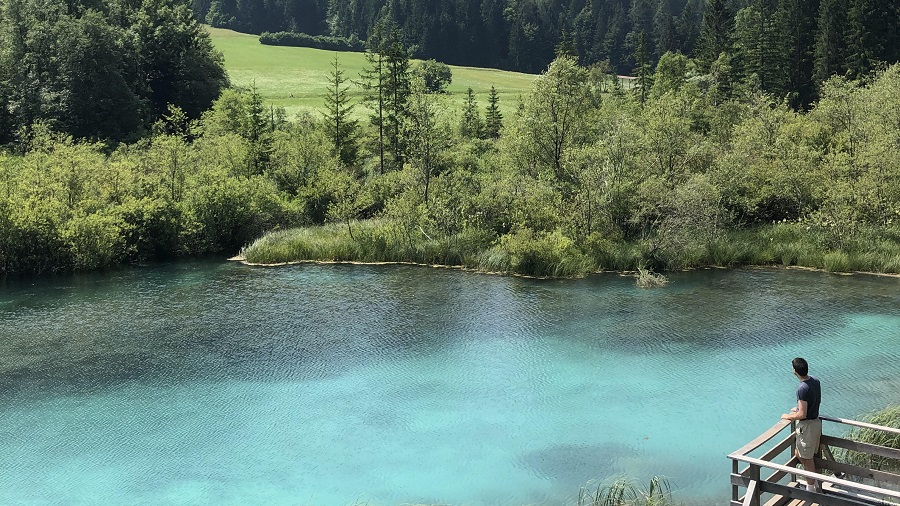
xmin=841 ymin=405 xmax=900 ymax=473
xmin=478 ymin=228 xmax=595 ymax=278
xmin=0 ymin=0 xmax=228 ymax=145
xmin=259 ymin=31 xmax=364 ymax=52
xmin=459 ymin=88 xmax=483 ymax=139
xmin=323 ymin=55 xmax=359 ymax=167
xmin=416 ymin=59 xmax=453 ymax=94
xmin=483 ymin=86 xmax=503 ymax=140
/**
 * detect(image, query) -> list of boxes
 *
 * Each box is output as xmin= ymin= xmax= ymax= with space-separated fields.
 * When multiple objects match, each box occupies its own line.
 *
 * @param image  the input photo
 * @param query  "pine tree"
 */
xmin=695 ymin=0 xmax=734 ymax=72
xmin=844 ymin=0 xmax=886 ymax=79
xmin=358 ymin=23 xmax=388 ymax=173
xmin=460 ymin=88 xmax=483 ymax=139
xmin=324 ymin=54 xmax=358 ymax=167
xmin=653 ymin=0 xmax=677 ymax=58
xmin=774 ymin=0 xmax=818 ymax=107
xmin=483 ymin=85 xmax=503 ymax=139
xmin=245 ymin=83 xmax=271 ymax=176
xmin=633 ymin=30 xmax=653 ymax=105
xmin=383 ymin=24 xmax=411 ymax=170
xmin=814 ymin=0 xmax=848 ymax=84
xmin=734 ymin=0 xmax=784 ymax=95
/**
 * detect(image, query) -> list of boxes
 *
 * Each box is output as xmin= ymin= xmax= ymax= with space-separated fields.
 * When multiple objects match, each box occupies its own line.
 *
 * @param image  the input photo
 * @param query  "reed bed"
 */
xmin=241 ymin=220 xmax=900 ymax=278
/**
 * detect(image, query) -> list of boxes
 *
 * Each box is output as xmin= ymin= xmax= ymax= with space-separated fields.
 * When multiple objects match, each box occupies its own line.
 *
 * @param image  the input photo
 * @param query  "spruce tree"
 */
xmin=653 ymin=0 xmax=677 ymax=58
xmin=814 ymin=0 xmax=849 ymax=84
xmin=695 ymin=0 xmax=734 ymax=72
xmin=324 ymin=54 xmax=358 ymax=167
xmin=844 ymin=0 xmax=890 ymax=79
xmin=383 ymin=24 xmax=411 ymax=170
xmin=734 ymin=1 xmax=784 ymax=95
xmin=358 ymin=24 xmax=387 ymax=173
xmin=246 ymin=83 xmax=271 ymax=176
xmin=633 ymin=30 xmax=653 ymax=105
xmin=460 ymin=88 xmax=483 ymax=139
xmin=483 ymin=85 xmax=503 ymax=140
xmin=775 ymin=0 xmax=818 ymax=107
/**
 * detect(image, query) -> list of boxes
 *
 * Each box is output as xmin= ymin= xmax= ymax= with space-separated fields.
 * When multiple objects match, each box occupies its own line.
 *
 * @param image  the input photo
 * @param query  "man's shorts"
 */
xmin=796 ymin=418 xmax=822 ymax=459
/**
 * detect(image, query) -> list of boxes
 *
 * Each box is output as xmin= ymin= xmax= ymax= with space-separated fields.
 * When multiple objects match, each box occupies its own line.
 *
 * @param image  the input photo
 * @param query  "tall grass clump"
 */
xmin=823 ymin=251 xmax=851 ymax=272
xmin=577 ymin=477 xmax=676 ymax=506
xmin=477 ymin=228 xmax=596 ymax=277
xmin=240 ymin=220 xmax=495 ymax=268
xmin=240 ymin=223 xmax=362 ymax=264
xmin=839 ymin=405 xmax=900 ymax=474
xmin=636 ymin=268 xmax=668 ymax=288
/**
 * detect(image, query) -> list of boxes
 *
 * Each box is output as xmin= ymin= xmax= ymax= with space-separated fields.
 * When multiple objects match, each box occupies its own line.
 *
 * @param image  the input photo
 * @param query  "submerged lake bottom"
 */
xmin=1 ymin=263 xmax=898 ymax=505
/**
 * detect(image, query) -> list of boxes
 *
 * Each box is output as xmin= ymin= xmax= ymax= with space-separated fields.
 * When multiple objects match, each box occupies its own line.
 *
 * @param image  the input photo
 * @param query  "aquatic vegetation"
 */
xmin=578 ymin=476 xmax=676 ymax=506
xmin=636 ymin=268 xmax=669 ymax=288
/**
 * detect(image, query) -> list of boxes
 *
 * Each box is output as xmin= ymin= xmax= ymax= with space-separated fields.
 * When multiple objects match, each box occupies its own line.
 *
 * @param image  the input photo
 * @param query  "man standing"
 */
xmin=781 ymin=357 xmax=822 ymax=492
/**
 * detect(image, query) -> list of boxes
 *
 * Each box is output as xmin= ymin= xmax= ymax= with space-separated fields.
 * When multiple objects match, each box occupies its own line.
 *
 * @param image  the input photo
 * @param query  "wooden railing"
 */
xmin=728 ymin=415 xmax=900 ymax=506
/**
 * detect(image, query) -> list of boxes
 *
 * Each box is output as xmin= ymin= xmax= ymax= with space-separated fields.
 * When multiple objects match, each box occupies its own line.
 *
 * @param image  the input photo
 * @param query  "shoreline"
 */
xmin=227 ymin=256 xmax=900 ymax=280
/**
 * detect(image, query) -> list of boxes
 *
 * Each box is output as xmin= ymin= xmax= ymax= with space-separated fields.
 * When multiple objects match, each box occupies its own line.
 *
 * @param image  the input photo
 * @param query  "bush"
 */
xmin=259 ymin=32 xmax=365 ymax=52
xmin=62 ymin=212 xmax=125 ymax=270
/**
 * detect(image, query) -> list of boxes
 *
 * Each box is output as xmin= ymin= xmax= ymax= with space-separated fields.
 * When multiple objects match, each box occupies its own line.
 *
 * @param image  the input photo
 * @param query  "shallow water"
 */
xmin=0 ymin=263 xmax=898 ymax=505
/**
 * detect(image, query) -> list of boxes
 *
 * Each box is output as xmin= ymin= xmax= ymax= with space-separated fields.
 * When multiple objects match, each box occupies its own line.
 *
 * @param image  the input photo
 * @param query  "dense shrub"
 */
xmin=259 ymin=32 xmax=365 ymax=52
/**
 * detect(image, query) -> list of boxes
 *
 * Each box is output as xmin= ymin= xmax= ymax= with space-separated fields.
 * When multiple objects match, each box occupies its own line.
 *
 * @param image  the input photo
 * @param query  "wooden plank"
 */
xmin=815 ymin=456 xmax=900 ymax=486
xmin=731 ymin=420 xmax=793 ymax=457
xmin=821 ymin=415 xmax=900 ymax=436
xmin=763 ymin=482 xmax=800 ymax=506
xmin=733 ymin=473 xmax=752 ymax=488
xmin=822 ymin=482 xmax=900 ymax=506
xmin=748 ymin=464 xmax=762 ymax=506
xmin=758 ymin=481 xmax=886 ymax=506
xmin=762 ymin=493 xmax=792 ymax=506
xmin=730 ymin=454 xmax=900 ymax=500
xmin=821 ymin=434 xmax=900 ymax=461
xmin=744 ymin=480 xmax=759 ymax=506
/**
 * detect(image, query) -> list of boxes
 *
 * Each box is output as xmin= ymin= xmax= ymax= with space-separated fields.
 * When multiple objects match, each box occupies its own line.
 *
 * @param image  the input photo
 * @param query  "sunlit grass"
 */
xmin=241 ymin=219 xmax=900 ymax=278
xmin=840 ymin=405 xmax=900 ymax=474
xmin=207 ymin=26 xmax=536 ymax=121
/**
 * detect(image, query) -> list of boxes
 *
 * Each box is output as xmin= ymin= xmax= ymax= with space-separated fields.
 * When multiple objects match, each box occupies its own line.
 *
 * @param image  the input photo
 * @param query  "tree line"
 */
xmin=0 ymin=0 xmax=229 ymax=146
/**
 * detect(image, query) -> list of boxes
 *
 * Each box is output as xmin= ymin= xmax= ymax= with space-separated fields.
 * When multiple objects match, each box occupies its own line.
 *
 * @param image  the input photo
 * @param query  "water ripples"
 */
xmin=1 ymin=264 xmax=899 ymax=505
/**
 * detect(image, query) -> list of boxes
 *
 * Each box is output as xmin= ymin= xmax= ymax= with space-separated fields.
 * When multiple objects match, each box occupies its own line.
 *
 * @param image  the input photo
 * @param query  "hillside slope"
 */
xmin=208 ymin=27 xmax=537 ymax=121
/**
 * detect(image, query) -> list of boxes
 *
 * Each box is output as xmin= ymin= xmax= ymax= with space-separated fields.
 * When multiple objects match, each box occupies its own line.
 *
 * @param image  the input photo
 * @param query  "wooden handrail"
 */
xmin=821 ymin=415 xmax=900 ymax=436
xmin=729 ymin=454 xmax=900 ymax=500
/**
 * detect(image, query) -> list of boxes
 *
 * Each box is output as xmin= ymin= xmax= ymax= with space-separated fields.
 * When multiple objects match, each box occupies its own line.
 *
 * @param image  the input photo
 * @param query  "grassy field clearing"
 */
xmin=208 ymin=27 xmax=537 ymax=121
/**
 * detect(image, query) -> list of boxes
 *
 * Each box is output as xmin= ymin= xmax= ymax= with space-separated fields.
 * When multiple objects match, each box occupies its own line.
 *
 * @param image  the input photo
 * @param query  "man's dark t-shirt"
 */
xmin=797 ymin=376 xmax=821 ymax=420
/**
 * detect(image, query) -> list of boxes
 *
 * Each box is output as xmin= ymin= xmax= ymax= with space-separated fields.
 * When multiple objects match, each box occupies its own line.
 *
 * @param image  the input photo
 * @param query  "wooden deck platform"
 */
xmin=728 ymin=415 xmax=900 ymax=506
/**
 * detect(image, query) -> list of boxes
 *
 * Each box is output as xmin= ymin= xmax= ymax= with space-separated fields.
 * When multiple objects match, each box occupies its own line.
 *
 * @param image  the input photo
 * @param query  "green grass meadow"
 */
xmin=207 ymin=27 xmax=537 ymax=121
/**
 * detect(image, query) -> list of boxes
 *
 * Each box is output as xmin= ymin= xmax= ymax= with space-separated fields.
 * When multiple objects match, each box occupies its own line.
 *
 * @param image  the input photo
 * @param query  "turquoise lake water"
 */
xmin=0 ymin=262 xmax=898 ymax=505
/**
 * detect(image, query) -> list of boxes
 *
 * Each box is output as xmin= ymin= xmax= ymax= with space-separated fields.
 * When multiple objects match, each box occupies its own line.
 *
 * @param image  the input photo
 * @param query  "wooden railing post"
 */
xmin=790 ymin=420 xmax=797 ymax=483
xmin=732 ymin=459 xmax=739 ymax=502
xmin=748 ymin=464 xmax=761 ymax=506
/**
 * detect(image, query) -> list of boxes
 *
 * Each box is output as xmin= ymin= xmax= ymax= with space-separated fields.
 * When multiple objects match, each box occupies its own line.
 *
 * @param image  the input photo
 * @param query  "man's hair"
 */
xmin=792 ymin=357 xmax=809 ymax=376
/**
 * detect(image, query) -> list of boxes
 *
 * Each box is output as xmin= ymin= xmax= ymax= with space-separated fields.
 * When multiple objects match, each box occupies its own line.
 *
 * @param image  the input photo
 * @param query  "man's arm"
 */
xmin=781 ymin=400 xmax=808 ymax=420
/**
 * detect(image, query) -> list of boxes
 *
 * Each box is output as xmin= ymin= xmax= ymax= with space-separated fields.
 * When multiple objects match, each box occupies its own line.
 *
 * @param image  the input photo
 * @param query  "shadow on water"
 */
xmin=519 ymin=442 xmax=635 ymax=485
